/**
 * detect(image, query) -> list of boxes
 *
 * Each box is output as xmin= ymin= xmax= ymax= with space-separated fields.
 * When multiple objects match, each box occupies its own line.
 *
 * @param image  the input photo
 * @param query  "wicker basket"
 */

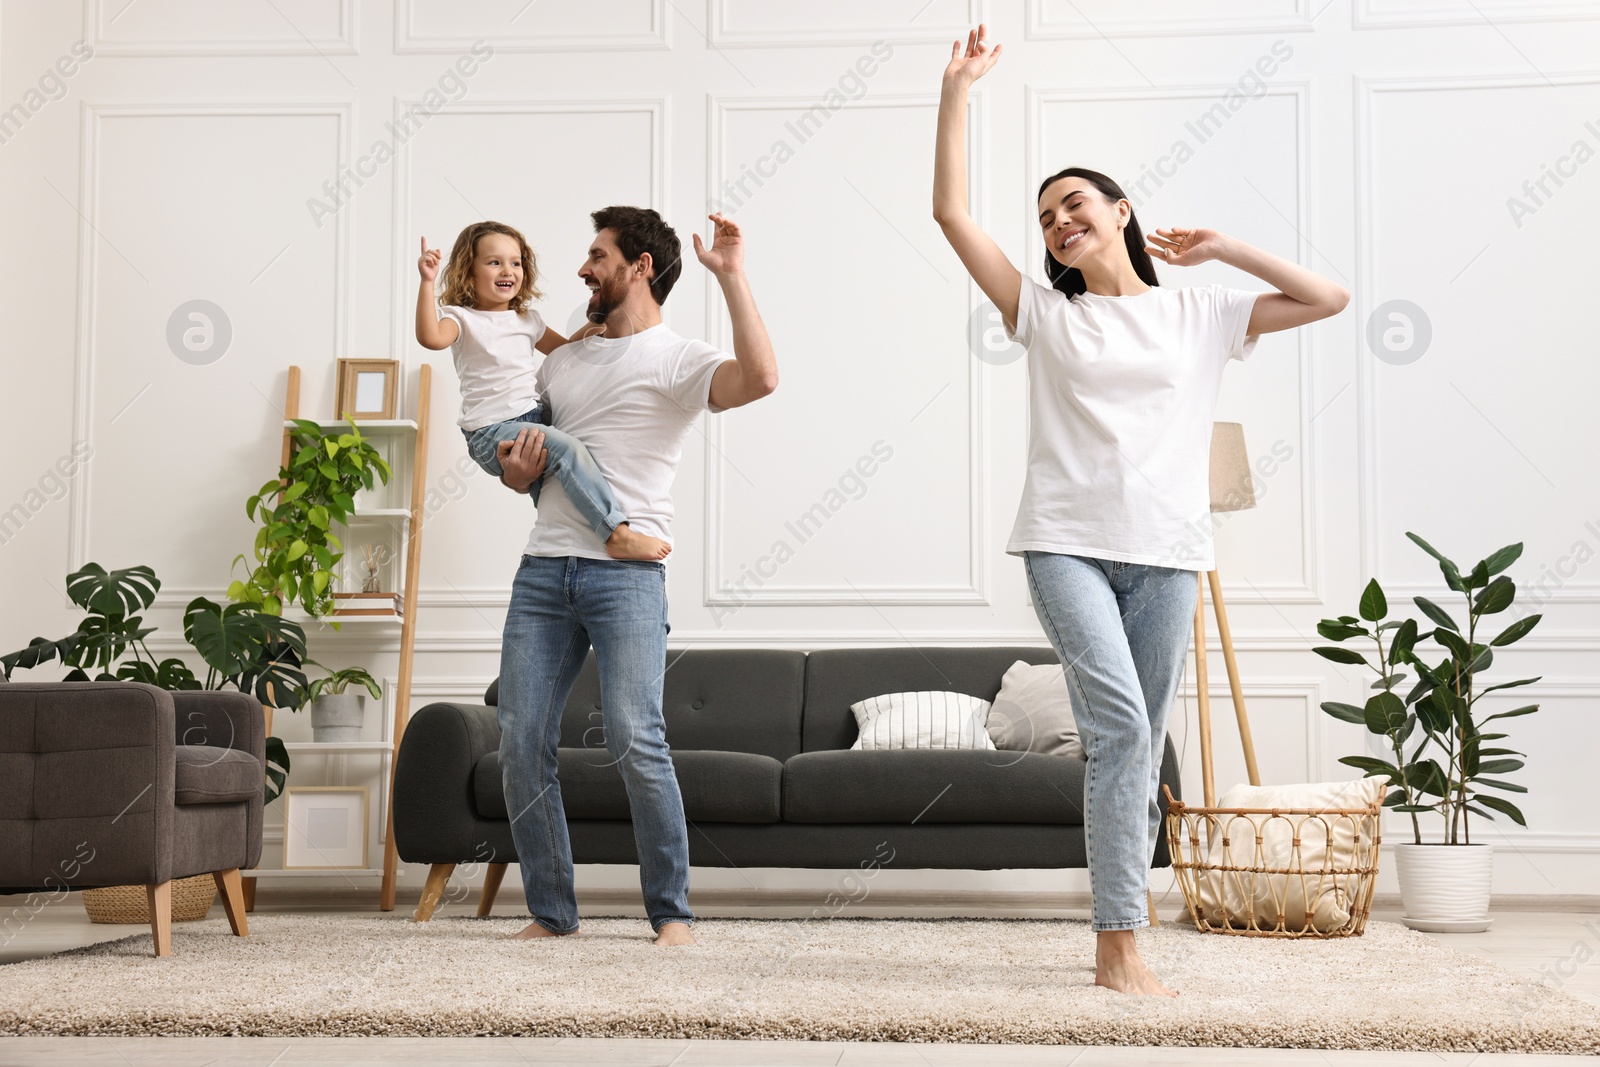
xmin=1162 ymin=784 xmax=1382 ymax=938
xmin=81 ymin=874 xmax=217 ymax=924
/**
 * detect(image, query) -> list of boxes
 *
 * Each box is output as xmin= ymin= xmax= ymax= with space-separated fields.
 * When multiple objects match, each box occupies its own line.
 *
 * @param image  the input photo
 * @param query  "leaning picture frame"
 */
xmin=334 ymin=358 xmax=399 ymax=421
xmin=282 ymin=786 xmax=370 ymax=870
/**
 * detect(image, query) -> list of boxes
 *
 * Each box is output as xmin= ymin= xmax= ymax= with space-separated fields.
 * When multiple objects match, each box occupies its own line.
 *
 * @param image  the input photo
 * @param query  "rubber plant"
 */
xmin=232 ymin=418 xmax=392 ymax=620
xmin=1313 ymin=533 xmax=1541 ymax=845
xmin=1 ymin=563 xmax=300 ymax=804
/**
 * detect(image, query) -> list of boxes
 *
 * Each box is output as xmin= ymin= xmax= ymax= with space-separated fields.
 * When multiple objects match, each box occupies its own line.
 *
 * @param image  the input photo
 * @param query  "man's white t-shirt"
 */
xmin=441 ymin=305 xmax=547 ymax=430
xmin=1005 ymin=275 xmax=1262 ymax=571
xmin=524 ymin=323 xmax=734 ymax=560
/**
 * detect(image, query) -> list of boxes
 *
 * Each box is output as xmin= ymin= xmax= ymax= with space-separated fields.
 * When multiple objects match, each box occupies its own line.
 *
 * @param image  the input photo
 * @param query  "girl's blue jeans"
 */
xmin=462 ymin=403 xmax=626 ymax=540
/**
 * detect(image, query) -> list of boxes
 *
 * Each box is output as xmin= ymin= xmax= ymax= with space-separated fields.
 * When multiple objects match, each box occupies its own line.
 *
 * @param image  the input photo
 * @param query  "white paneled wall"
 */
xmin=3 ymin=0 xmax=1597 ymax=898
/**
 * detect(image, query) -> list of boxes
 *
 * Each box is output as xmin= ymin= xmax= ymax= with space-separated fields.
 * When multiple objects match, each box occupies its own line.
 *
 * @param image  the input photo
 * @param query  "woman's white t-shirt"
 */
xmin=1005 ymin=275 xmax=1262 ymax=571
xmin=441 ymin=305 xmax=548 ymax=430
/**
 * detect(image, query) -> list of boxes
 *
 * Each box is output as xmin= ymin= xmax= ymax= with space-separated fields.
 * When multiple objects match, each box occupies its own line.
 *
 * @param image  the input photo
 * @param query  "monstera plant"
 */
xmin=1314 ymin=533 xmax=1541 ymax=931
xmin=1 ymin=563 xmax=300 ymax=803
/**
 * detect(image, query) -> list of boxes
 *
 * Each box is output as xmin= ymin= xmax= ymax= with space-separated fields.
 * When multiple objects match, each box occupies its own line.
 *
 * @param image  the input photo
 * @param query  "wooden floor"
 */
xmin=2 ymin=893 xmax=1597 ymax=1065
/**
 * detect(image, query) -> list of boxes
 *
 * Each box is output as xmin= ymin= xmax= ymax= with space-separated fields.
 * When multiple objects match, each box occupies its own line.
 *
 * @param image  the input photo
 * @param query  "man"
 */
xmin=494 ymin=207 xmax=777 ymax=946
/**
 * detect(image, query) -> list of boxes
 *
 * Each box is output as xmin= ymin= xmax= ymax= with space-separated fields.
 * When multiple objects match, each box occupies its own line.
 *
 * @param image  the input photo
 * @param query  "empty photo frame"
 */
xmin=334 ymin=359 xmax=399 ymax=420
xmin=282 ymin=786 xmax=369 ymax=869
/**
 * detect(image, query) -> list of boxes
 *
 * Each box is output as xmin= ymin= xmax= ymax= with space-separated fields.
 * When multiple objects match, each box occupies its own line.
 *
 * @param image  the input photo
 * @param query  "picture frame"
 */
xmin=282 ymin=786 xmax=370 ymax=870
xmin=334 ymin=358 xmax=399 ymax=421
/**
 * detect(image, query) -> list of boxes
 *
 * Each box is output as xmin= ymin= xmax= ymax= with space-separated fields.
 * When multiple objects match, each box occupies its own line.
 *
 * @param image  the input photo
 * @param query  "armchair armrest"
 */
xmin=0 ymin=682 xmax=175 ymax=888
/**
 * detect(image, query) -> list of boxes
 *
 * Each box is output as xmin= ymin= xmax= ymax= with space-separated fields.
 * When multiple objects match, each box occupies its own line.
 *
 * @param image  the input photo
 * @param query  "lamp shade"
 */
xmin=1209 ymin=422 xmax=1256 ymax=514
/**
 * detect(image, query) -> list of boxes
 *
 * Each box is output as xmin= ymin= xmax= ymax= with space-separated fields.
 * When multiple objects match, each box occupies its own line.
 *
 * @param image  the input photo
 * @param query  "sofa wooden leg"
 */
xmin=477 ymin=862 xmax=508 ymax=917
xmin=213 ymin=868 xmax=249 ymax=937
xmin=1147 ymin=888 xmax=1161 ymax=928
xmin=147 ymin=881 xmax=173 ymax=957
xmin=241 ymin=874 xmax=257 ymax=912
xmin=414 ymin=863 xmax=455 ymax=922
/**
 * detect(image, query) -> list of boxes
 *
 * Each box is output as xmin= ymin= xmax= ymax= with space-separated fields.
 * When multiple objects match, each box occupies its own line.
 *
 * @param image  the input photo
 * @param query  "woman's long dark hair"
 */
xmin=1037 ymin=167 xmax=1160 ymax=300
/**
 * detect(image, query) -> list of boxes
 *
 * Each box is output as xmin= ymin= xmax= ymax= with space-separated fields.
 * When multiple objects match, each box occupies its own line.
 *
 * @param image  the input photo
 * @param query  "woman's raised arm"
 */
xmin=933 ymin=25 xmax=1022 ymax=332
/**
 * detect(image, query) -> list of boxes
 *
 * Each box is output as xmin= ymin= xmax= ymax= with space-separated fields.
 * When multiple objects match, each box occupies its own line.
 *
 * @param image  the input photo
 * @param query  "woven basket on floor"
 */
xmin=1162 ymin=784 xmax=1382 ymax=938
xmin=82 ymin=874 xmax=217 ymax=924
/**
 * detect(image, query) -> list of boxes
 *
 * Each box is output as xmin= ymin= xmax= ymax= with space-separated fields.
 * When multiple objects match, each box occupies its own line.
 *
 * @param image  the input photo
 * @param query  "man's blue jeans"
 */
xmin=1023 ymin=551 xmax=1197 ymax=932
xmin=497 ymin=554 xmax=694 ymax=934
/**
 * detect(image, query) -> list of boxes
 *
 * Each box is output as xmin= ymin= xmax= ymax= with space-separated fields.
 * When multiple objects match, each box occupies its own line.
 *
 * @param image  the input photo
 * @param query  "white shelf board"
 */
xmin=282 ymin=741 xmax=392 ymax=753
xmin=346 ymin=508 xmax=411 ymax=518
xmin=284 ymin=419 xmax=417 ymax=434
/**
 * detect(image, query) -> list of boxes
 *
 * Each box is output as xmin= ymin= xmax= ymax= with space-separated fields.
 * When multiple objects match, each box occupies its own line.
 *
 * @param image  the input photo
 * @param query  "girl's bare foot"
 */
xmin=605 ymin=522 xmax=672 ymax=561
xmin=1094 ymin=930 xmax=1178 ymax=996
xmin=653 ymin=922 xmax=696 ymax=946
xmin=502 ymin=921 xmax=578 ymax=940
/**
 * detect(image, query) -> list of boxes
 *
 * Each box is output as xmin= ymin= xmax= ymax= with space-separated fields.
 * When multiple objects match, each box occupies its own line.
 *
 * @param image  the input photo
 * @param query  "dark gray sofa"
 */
xmin=393 ymin=647 xmax=1183 ymax=921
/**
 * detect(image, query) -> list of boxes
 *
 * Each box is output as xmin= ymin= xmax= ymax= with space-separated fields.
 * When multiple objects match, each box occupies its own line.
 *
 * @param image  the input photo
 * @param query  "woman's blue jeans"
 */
xmin=497 ymin=554 xmax=694 ymax=934
xmin=1023 ymin=551 xmax=1197 ymax=931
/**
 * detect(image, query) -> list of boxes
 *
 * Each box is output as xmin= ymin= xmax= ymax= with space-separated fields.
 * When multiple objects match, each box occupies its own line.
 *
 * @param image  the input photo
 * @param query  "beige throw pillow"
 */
xmin=1188 ymin=776 xmax=1386 ymax=932
xmin=984 ymin=660 xmax=1085 ymax=760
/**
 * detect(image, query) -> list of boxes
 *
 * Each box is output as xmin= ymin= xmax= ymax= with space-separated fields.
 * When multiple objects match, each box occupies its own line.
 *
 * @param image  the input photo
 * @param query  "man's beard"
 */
xmin=586 ymin=267 xmax=629 ymax=324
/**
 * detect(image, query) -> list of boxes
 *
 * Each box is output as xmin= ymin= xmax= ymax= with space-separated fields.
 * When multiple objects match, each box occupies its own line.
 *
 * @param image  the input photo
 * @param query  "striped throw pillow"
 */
xmin=848 ymin=691 xmax=996 ymax=751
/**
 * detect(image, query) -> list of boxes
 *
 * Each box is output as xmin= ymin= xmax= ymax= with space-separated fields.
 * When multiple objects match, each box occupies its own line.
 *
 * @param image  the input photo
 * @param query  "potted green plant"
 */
xmin=1 ymin=563 xmax=300 ymax=805
xmin=1314 ymin=533 xmax=1541 ymax=932
xmin=305 ymin=664 xmax=383 ymax=742
xmin=231 ymin=418 xmax=391 ymax=619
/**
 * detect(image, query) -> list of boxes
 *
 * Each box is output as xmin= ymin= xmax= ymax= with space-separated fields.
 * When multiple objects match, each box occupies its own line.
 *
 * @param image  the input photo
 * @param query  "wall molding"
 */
xmin=393 ymin=0 xmax=669 ymax=53
xmin=1026 ymin=0 xmax=1313 ymax=39
xmin=702 ymin=93 xmax=990 ymax=607
xmin=69 ymin=102 xmax=355 ymax=586
xmin=1353 ymin=0 xmax=1600 ymax=29
xmin=707 ymin=0 xmax=982 ymax=48
xmin=1353 ymin=73 xmax=1600 ymax=606
xmin=84 ymin=0 xmax=358 ymax=56
xmin=1024 ymin=83 xmax=1323 ymax=606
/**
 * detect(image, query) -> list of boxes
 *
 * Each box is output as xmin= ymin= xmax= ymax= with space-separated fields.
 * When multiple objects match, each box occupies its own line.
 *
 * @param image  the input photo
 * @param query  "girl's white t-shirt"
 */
xmin=1005 ymin=275 xmax=1262 ymax=571
xmin=441 ymin=305 xmax=548 ymax=430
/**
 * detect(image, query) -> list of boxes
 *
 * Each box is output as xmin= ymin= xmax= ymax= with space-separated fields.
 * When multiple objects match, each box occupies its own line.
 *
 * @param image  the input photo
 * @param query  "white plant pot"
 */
xmin=1393 ymin=842 xmax=1493 ymax=932
xmin=310 ymin=694 xmax=365 ymax=743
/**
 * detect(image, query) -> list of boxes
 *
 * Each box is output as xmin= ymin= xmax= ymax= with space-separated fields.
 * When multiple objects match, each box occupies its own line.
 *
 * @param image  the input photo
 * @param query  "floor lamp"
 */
xmin=1191 ymin=422 xmax=1264 ymax=807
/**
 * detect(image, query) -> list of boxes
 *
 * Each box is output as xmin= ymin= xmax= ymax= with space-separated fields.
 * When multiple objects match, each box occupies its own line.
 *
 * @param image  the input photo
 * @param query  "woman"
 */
xmin=933 ymin=25 xmax=1348 ymax=997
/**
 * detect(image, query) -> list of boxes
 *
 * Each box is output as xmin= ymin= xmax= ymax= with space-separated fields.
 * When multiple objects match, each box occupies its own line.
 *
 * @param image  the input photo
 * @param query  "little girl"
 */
xmin=416 ymin=221 xmax=669 ymax=561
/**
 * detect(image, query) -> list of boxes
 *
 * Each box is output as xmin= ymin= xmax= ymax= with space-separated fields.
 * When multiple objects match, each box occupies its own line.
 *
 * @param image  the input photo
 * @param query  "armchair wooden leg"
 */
xmin=147 ymin=881 xmax=173 ymax=957
xmin=413 ymin=863 xmax=455 ymax=922
xmin=241 ymin=875 xmax=257 ymax=913
xmin=1147 ymin=888 xmax=1161 ymax=928
xmin=213 ymin=868 xmax=249 ymax=937
xmin=477 ymin=862 xmax=508 ymax=917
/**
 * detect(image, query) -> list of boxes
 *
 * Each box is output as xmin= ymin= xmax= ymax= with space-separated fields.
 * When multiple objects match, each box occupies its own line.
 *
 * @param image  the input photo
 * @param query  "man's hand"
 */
xmin=692 ymin=213 xmax=744 ymax=277
xmin=498 ymin=428 xmax=548 ymax=493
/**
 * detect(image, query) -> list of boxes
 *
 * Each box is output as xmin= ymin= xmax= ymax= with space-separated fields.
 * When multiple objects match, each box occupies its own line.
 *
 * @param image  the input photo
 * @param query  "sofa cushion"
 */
xmin=803 ymin=647 xmax=1061 ymax=752
xmin=173 ymin=745 xmax=261 ymax=805
xmin=783 ymin=749 xmax=1086 ymax=825
xmin=485 ymin=649 xmax=808 ymax=762
xmin=474 ymin=748 xmax=783 ymax=824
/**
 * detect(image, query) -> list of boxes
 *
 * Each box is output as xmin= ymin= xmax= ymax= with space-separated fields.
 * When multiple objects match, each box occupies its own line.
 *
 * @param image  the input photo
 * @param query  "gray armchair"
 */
xmin=0 ymin=679 xmax=264 ymax=956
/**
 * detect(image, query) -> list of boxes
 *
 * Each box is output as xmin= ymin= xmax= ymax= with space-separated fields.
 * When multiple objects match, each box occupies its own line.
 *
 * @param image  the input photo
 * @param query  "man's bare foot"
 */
xmin=1094 ymin=930 xmax=1178 ymax=996
xmin=502 ymin=921 xmax=578 ymax=940
xmin=653 ymin=922 xmax=696 ymax=946
xmin=605 ymin=522 xmax=672 ymax=561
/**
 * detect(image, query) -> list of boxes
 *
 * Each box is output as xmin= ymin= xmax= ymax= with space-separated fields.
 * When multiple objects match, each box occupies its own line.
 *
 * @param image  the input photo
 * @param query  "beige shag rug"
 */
xmin=1 ymin=914 xmax=1596 ymax=1052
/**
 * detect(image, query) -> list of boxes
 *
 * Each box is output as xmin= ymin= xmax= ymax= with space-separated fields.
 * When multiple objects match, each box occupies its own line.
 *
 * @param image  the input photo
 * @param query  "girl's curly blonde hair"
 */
xmin=438 ymin=221 xmax=543 ymax=312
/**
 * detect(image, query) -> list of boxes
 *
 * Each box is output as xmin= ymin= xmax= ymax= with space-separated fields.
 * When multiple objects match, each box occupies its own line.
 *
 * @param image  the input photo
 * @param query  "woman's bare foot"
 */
xmin=502 ymin=921 xmax=579 ymax=940
xmin=1094 ymin=930 xmax=1178 ymax=996
xmin=605 ymin=522 xmax=672 ymax=561
xmin=653 ymin=922 xmax=696 ymax=946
